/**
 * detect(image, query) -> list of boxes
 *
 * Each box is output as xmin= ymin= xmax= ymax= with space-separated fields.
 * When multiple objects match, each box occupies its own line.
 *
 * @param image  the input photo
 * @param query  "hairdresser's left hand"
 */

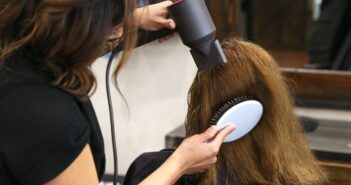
xmin=135 ymin=1 xmax=176 ymax=42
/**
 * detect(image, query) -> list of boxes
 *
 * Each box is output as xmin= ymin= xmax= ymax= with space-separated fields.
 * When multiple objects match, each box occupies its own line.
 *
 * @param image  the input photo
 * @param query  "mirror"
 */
xmin=204 ymin=0 xmax=351 ymax=109
xmin=205 ymin=0 xmax=351 ymax=71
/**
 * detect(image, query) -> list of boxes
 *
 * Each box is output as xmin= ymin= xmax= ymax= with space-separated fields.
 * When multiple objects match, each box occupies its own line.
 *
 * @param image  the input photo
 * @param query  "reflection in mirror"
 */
xmin=206 ymin=0 xmax=351 ymax=71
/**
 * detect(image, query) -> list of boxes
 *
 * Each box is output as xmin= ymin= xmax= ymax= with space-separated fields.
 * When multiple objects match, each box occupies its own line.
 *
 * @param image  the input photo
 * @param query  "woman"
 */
xmin=0 ymin=0 xmax=235 ymax=184
xmin=185 ymin=38 xmax=328 ymax=185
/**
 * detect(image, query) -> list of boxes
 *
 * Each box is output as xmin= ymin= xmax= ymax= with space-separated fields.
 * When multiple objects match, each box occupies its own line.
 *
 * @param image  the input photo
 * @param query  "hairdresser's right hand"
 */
xmin=139 ymin=124 xmax=236 ymax=185
xmin=135 ymin=1 xmax=176 ymax=31
xmin=171 ymin=124 xmax=236 ymax=174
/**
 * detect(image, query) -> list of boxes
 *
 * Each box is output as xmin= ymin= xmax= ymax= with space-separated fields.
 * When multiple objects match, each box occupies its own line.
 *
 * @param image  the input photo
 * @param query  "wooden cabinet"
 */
xmin=281 ymin=68 xmax=351 ymax=108
xmin=207 ymin=0 xmax=312 ymax=49
xmin=206 ymin=0 xmax=241 ymax=38
xmin=251 ymin=0 xmax=311 ymax=49
xmin=321 ymin=161 xmax=351 ymax=185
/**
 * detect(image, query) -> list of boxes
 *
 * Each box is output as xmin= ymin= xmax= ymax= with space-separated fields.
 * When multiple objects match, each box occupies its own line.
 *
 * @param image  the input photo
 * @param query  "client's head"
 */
xmin=185 ymin=38 xmax=326 ymax=185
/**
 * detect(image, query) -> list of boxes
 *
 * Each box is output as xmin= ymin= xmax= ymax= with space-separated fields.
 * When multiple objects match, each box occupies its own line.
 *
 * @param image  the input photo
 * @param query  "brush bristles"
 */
xmin=210 ymin=95 xmax=253 ymax=125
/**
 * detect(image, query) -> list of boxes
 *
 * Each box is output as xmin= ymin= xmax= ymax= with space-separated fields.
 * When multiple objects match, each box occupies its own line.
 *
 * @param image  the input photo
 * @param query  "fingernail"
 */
xmin=226 ymin=123 xmax=237 ymax=129
xmin=169 ymin=21 xmax=176 ymax=29
xmin=210 ymin=125 xmax=219 ymax=131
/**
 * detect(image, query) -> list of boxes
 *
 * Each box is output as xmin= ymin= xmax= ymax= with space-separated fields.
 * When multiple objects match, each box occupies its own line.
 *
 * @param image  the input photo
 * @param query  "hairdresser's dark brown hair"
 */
xmin=186 ymin=38 xmax=327 ymax=185
xmin=0 ymin=0 xmax=137 ymax=99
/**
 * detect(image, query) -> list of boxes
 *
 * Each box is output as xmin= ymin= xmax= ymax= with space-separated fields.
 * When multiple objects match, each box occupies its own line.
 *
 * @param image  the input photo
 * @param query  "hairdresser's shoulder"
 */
xmin=0 ymin=55 xmax=77 ymax=107
xmin=0 ymin=70 xmax=91 ymax=148
xmin=0 ymin=79 xmax=82 ymax=118
xmin=0 ymin=65 xmax=85 ymax=123
xmin=0 ymin=69 xmax=92 ymax=185
xmin=1 ymin=68 xmax=75 ymax=106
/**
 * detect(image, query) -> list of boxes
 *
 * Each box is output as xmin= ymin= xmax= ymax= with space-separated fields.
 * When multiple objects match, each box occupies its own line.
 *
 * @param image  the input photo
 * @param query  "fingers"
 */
xmin=175 ymin=125 xmax=234 ymax=176
xmin=157 ymin=17 xmax=176 ymax=29
xmin=154 ymin=0 xmax=173 ymax=16
xmin=212 ymin=123 xmax=237 ymax=146
xmin=155 ymin=1 xmax=176 ymax=29
xmin=139 ymin=0 xmax=176 ymax=31
xmin=197 ymin=125 xmax=219 ymax=142
xmin=167 ymin=19 xmax=176 ymax=29
xmin=158 ymin=0 xmax=174 ymax=8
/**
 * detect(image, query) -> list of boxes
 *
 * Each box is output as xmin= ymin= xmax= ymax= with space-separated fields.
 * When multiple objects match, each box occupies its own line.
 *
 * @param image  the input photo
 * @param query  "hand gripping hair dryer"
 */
xmin=168 ymin=0 xmax=227 ymax=70
xmin=134 ymin=0 xmax=227 ymax=70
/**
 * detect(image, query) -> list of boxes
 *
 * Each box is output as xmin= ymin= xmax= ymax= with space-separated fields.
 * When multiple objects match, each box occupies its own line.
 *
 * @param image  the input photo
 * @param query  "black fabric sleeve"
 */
xmin=0 ymin=84 xmax=91 ymax=185
xmin=124 ymin=149 xmax=188 ymax=185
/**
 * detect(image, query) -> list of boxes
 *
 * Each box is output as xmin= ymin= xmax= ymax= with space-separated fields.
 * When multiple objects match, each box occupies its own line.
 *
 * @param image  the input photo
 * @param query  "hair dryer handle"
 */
xmin=136 ymin=29 xmax=176 ymax=47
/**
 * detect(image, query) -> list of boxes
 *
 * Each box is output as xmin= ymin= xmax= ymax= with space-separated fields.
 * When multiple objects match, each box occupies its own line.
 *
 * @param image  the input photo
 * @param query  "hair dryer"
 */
xmin=136 ymin=0 xmax=227 ymax=70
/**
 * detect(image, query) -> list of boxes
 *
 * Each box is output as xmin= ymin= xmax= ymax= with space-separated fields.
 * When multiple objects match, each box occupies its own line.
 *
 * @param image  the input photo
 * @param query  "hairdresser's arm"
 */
xmin=139 ymin=124 xmax=236 ymax=185
xmin=44 ymin=144 xmax=99 ymax=185
xmin=110 ymin=1 xmax=176 ymax=41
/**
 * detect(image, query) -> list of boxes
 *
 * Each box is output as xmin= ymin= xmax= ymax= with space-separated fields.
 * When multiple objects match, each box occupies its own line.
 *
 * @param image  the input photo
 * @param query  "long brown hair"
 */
xmin=0 ymin=0 xmax=137 ymax=99
xmin=186 ymin=38 xmax=327 ymax=185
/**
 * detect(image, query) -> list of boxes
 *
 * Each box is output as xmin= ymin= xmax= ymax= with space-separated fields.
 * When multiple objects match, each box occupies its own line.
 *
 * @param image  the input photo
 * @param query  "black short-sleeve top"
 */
xmin=0 ymin=55 xmax=105 ymax=185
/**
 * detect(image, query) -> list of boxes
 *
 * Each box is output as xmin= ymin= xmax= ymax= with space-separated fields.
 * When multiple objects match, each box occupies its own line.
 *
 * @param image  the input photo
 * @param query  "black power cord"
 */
xmin=106 ymin=50 xmax=119 ymax=185
xmin=104 ymin=29 xmax=175 ymax=185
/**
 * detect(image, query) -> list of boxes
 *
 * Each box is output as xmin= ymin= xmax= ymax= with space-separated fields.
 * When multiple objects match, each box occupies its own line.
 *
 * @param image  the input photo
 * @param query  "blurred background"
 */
xmin=96 ymin=0 xmax=351 ymax=184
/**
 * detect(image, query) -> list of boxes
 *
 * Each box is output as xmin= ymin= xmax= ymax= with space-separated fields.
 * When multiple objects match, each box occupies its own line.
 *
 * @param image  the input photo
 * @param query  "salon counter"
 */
xmin=165 ymin=107 xmax=351 ymax=185
xmin=296 ymin=107 xmax=351 ymax=162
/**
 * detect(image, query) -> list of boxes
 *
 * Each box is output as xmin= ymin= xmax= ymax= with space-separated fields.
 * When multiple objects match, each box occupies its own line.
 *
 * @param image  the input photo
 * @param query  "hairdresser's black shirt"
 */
xmin=0 ymin=54 xmax=105 ymax=185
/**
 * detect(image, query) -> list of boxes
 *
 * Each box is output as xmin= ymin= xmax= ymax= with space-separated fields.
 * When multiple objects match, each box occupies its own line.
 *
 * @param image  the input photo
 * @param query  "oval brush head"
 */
xmin=210 ymin=96 xmax=263 ymax=143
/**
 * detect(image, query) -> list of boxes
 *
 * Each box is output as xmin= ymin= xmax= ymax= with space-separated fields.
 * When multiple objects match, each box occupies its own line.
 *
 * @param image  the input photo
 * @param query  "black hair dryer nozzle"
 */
xmin=168 ymin=0 xmax=227 ymax=70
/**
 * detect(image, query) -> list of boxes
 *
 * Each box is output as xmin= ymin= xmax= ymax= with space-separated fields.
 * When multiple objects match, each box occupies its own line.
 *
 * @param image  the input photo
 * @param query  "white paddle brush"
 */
xmin=210 ymin=96 xmax=264 ymax=142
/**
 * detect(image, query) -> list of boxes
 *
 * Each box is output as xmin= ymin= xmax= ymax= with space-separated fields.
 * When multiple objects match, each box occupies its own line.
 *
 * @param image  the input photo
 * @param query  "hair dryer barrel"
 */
xmin=168 ymin=0 xmax=216 ymax=48
xmin=168 ymin=0 xmax=227 ymax=70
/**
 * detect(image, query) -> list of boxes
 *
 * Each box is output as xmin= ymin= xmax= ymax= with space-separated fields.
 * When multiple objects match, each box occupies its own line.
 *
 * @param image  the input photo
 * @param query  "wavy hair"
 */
xmin=185 ymin=38 xmax=327 ymax=185
xmin=0 ymin=0 xmax=137 ymax=99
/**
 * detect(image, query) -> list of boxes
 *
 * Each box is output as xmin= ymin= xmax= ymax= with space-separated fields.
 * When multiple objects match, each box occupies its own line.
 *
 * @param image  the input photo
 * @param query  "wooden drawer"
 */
xmin=320 ymin=161 xmax=351 ymax=185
